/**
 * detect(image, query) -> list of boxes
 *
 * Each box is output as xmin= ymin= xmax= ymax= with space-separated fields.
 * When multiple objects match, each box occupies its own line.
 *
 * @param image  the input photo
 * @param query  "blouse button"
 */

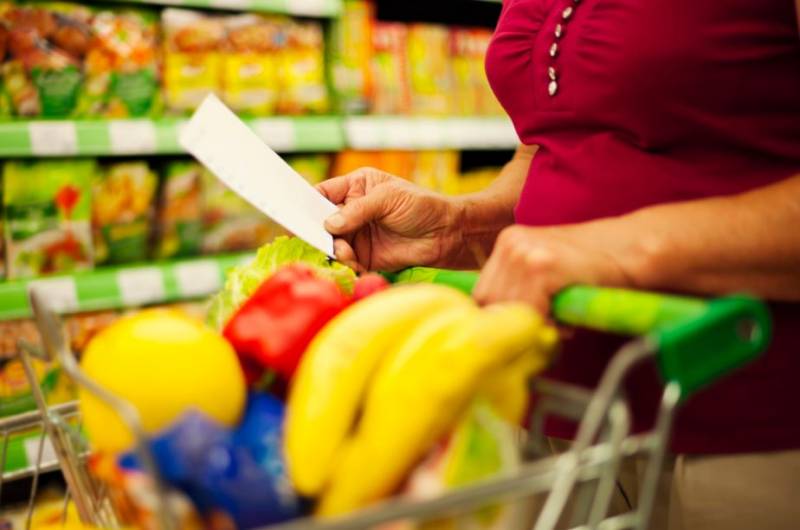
xmin=549 ymin=42 xmax=559 ymax=57
xmin=562 ymin=6 xmax=574 ymax=19
xmin=548 ymin=66 xmax=557 ymax=80
xmin=548 ymin=80 xmax=558 ymax=96
xmin=554 ymin=23 xmax=563 ymax=38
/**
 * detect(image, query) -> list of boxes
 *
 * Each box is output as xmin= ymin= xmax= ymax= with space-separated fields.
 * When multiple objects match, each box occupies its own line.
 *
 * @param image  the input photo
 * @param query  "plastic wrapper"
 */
xmin=162 ymin=8 xmax=225 ymax=114
xmin=371 ymin=23 xmax=410 ymax=114
xmin=278 ymin=20 xmax=329 ymax=114
xmin=85 ymin=6 xmax=160 ymax=117
xmin=0 ymin=2 xmax=92 ymax=117
xmin=156 ymin=160 xmax=204 ymax=259
xmin=222 ymin=14 xmax=283 ymax=116
xmin=408 ymin=24 xmax=452 ymax=116
xmin=328 ymin=0 xmax=373 ymax=114
xmin=3 ymin=159 xmax=94 ymax=279
xmin=92 ymin=161 xmax=157 ymax=265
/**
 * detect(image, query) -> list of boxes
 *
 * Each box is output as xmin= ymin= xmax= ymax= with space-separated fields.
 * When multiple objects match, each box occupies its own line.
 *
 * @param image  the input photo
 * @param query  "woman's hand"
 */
xmin=318 ymin=168 xmax=464 ymax=272
xmin=473 ymin=223 xmax=634 ymax=315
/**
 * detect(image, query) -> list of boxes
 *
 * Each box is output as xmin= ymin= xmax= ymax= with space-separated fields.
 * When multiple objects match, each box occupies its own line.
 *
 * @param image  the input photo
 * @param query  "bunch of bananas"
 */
xmin=285 ymin=283 xmax=558 ymax=517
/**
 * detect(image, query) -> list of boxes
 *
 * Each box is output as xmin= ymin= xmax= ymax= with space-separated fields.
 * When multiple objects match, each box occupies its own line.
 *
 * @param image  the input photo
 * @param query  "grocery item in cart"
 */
xmin=92 ymin=161 xmax=157 ymax=265
xmin=201 ymin=165 xmax=280 ymax=254
xmin=222 ymin=13 xmax=283 ymax=116
xmin=86 ymin=6 xmax=160 ymax=117
xmin=79 ymin=308 xmax=246 ymax=453
xmin=277 ymin=20 xmax=329 ymax=114
xmin=156 ymin=160 xmax=204 ymax=259
xmin=3 ymin=159 xmax=94 ymax=279
xmin=371 ymin=22 xmax=410 ymax=114
xmin=162 ymin=8 xmax=225 ymax=114
xmin=328 ymin=0 xmax=374 ymax=114
xmin=0 ymin=2 xmax=92 ymax=117
xmin=408 ymin=24 xmax=453 ymax=115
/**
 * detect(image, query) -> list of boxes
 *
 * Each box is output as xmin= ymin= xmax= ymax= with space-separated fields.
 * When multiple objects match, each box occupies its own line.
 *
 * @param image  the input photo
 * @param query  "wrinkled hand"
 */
xmin=473 ymin=224 xmax=634 ymax=315
xmin=318 ymin=167 xmax=463 ymax=272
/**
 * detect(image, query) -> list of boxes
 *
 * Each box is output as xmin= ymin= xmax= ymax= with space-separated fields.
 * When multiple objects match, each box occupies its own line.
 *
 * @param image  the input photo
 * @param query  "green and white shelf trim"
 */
xmin=0 ymin=253 xmax=255 ymax=322
xmin=105 ymin=0 xmax=342 ymax=16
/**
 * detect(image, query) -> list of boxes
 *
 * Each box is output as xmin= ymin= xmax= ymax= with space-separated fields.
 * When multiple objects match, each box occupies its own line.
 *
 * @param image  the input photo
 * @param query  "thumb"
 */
xmin=325 ymin=186 xmax=393 ymax=235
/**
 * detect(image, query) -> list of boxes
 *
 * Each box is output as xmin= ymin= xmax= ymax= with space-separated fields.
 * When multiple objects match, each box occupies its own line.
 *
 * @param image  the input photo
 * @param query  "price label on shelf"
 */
xmin=287 ymin=0 xmax=331 ymax=15
xmin=175 ymin=261 xmax=221 ymax=298
xmin=27 ymin=278 xmax=79 ymax=313
xmin=109 ymin=120 xmax=158 ymax=154
xmin=28 ymin=122 xmax=78 ymax=155
xmin=117 ymin=268 xmax=165 ymax=306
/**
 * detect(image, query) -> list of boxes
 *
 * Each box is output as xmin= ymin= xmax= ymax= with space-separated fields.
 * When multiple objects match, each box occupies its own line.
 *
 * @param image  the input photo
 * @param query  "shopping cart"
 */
xmin=4 ymin=274 xmax=770 ymax=530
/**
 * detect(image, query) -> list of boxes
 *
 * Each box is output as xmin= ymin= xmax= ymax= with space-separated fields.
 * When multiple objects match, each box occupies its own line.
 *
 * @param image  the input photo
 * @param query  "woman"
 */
xmin=319 ymin=1 xmax=800 ymax=528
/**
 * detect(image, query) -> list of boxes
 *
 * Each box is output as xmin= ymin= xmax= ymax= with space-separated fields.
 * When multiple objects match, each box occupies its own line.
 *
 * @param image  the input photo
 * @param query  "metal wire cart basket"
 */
xmin=2 ymin=278 xmax=770 ymax=530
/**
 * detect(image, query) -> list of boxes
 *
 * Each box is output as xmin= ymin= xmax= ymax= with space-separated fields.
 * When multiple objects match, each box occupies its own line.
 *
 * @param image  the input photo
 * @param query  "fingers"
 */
xmin=333 ymin=239 xmax=366 ymax=273
xmin=316 ymin=167 xmax=391 ymax=204
xmin=317 ymin=175 xmax=356 ymax=204
xmin=325 ymin=185 xmax=394 ymax=236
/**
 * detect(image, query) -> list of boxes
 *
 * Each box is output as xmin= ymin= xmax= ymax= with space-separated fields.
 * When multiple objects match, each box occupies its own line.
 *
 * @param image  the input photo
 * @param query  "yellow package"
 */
xmin=278 ymin=20 xmax=329 ymax=114
xmin=223 ymin=14 xmax=282 ymax=116
xmin=413 ymin=151 xmax=460 ymax=194
xmin=162 ymin=8 xmax=224 ymax=114
xmin=408 ymin=24 xmax=453 ymax=116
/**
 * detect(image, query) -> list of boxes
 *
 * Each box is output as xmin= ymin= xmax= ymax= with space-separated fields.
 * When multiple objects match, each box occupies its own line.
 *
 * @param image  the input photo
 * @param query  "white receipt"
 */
xmin=179 ymin=94 xmax=337 ymax=256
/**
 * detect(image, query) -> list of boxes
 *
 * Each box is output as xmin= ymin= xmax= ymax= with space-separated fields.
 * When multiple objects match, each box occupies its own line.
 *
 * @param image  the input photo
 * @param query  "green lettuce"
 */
xmin=207 ymin=236 xmax=356 ymax=330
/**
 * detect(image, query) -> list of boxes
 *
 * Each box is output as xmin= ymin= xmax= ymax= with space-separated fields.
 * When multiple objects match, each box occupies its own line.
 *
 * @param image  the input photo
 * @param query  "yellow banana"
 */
xmin=285 ymin=284 xmax=472 ymax=496
xmin=318 ymin=302 xmax=555 ymax=516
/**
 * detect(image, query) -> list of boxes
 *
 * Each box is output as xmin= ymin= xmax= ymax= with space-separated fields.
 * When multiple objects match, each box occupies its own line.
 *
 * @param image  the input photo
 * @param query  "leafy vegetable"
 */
xmin=208 ymin=236 xmax=356 ymax=329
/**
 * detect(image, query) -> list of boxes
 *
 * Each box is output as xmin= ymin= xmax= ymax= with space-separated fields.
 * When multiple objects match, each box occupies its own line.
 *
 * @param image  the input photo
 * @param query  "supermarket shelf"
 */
xmin=0 ymin=117 xmax=346 ymax=157
xmin=0 ymin=253 xmax=254 ymax=322
xmin=343 ymin=116 xmax=519 ymax=150
xmin=103 ymin=0 xmax=342 ymax=16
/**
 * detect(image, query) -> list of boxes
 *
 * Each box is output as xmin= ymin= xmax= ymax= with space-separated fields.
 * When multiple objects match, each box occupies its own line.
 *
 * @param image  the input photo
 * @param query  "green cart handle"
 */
xmin=384 ymin=267 xmax=772 ymax=397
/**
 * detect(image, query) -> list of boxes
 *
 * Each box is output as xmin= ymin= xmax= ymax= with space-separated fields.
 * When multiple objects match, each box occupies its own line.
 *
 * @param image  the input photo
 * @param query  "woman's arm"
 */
xmin=474 ymin=174 xmax=800 ymax=311
xmin=449 ymin=143 xmax=538 ymax=267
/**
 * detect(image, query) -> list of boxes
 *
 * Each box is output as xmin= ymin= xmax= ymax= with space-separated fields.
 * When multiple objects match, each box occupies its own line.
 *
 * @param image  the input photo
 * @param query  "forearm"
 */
xmin=611 ymin=174 xmax=800 ymax=299
xmin=448 ymin=145 xmax=537 ymax=268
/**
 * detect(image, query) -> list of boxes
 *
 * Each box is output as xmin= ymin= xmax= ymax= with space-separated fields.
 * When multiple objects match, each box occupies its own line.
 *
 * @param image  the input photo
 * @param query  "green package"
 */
xmin=156 ymin=161 xmax=203 ymax=259
xmin=3 ymin=160 xmax=95 ymax=279
xmin=92 ymin=162 xmax=157 ymax=265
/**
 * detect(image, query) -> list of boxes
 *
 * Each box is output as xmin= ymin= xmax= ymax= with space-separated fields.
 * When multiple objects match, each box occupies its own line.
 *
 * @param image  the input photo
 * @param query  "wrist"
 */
xmin=610 ymin=210 xmax=677 ymax=290
xmin=441 ymin=195 xmax=515 ymax=269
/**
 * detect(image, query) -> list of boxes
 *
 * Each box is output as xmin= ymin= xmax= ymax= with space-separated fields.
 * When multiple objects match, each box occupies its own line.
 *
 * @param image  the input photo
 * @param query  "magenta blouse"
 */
xmin=486 ymin=0 xmax=800 ymax=453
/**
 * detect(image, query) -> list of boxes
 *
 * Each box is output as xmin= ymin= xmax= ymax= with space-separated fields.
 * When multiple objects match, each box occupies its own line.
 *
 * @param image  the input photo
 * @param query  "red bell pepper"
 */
xmin=223 ymin=264 xmax=351 ymax=382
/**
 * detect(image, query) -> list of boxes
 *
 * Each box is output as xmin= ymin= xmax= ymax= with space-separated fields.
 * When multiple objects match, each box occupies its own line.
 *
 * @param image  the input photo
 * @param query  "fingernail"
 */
xmin=326 ymin=213 xmax=345 ymax=229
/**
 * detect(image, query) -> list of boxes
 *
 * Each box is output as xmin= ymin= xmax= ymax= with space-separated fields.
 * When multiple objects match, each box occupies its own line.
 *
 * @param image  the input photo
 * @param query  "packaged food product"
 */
xmin=92 ymin=161 xmax=157 ymax=265
xmin=451 ymin=29 xmax=480 ymax=116
xmin=201 ymin=166 xmax=279 ymax=253
xmin=278 ymin=20 xmax=329 ymax=114
xmin=474 ymin=30 xmax=505 ymax=116
xmin=407 ymin=24 xmax=452 ymax=115
xmin=3 ymin=160 xmax=94 ymax=279
xmin=370 ymin=23 xmax=410 ymax=114
xmin=286 ymin=154 xmax=331 ymax=185
xmin=222 ymin=14 xmax=283 ymax=116
xmin=412 ymin=151 xmax=460 ymax=194
xmin=380 ymin=151 xmax=416 ymax=180
xmin=85 ymin=6 xmax=160 ymax=117
xmin=327 ymin=0 xmax=374 ymax=114
xmin=459 ymin=167 xmax=501 ymax=195
xmin=162 ymin=8 xmax=225 ymax=114
xmin=1 ymin=2 xmax=92 ymax=118
xmin=331 ymin=150 xmax=382 ymax=177
xmin=156 ymin=160 xmax=203 ymax=259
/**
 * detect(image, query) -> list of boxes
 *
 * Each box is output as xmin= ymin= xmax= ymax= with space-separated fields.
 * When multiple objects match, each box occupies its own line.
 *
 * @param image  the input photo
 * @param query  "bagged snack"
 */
xmin=162 ymin=8 xmax=224 ymax=114
xmin=201 ymin=166 xmax=279 ymax=253
xmin=222 ymin=14 xmax=283 ymax=116
xmin=3 ymin=159 xmax=94 ymax=279
xmin=408 ymin=24 xmax=453 ymax=115
xmin=156 ymin=160 xmax=203 ymax=259
xmin=327 ymin=0 xmax=373 ymax=114
xmin=412 ymin=151 xmax=460 ymax=194
xmin=85 ymin=6 xmax=159 ymax=117
xmin=371 ymin=23 xmax=410 ymax=114
xmin=92 ymin=161 xmax=157 ymax=265
xmin=278 ymin=20 xmax=329 ymax=114
xmin=1 ymin=2 xmax=92 ymax=118
xmin=287 ymin=154 xmax=331 ymax=185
